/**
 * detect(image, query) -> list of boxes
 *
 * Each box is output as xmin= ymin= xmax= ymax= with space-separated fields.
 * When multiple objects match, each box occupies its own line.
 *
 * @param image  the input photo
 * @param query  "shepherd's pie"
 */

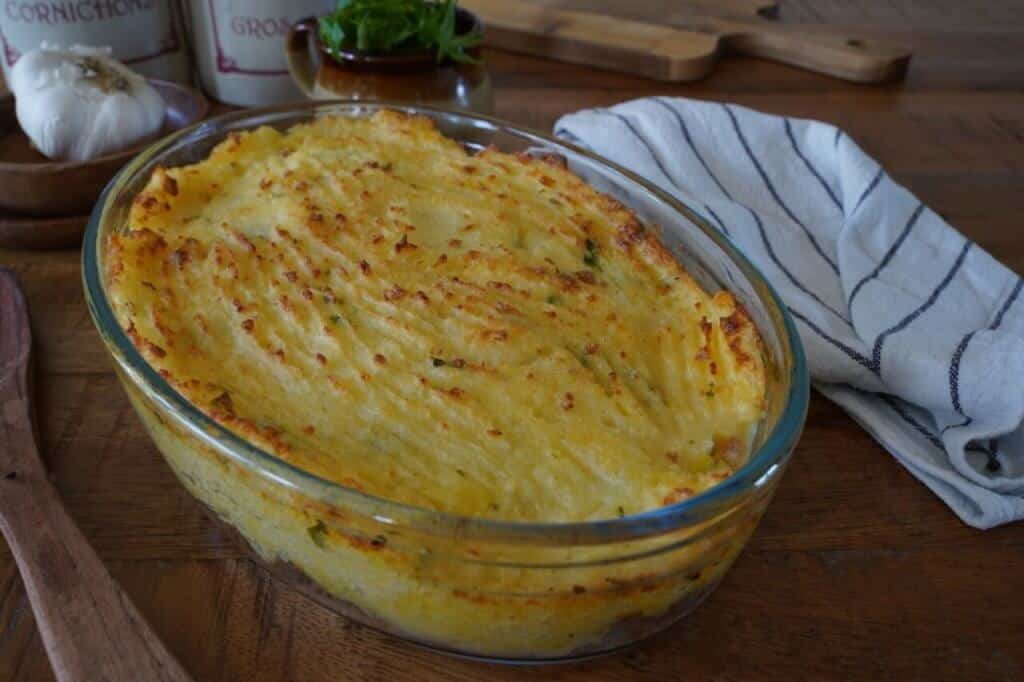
xmin=107 ymin=110 xmax=765 ymax=521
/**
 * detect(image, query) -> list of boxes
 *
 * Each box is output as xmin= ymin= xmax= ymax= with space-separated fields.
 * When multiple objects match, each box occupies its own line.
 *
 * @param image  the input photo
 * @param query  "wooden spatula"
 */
xmin=462 ymin=0 xmax=911 ymax=83
xmin=0 ymin=269 xmax=192 ymax=682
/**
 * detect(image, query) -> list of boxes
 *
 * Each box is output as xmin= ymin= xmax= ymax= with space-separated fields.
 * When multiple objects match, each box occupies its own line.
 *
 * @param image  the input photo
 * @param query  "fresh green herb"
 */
xmin=318 ymin=0 xmax=481 ymax=64
xmin=330 ymin=314 xmax=341 ymax=323
xmin=307 ymin=520 xmax=328 ymax=548
xmin=546 ymin=294 xmax=560 ymax=305
xmin=583 ymin=239 xmax=600 ymax=269
xmin=432 ymin=357 xmax=446 ymax=367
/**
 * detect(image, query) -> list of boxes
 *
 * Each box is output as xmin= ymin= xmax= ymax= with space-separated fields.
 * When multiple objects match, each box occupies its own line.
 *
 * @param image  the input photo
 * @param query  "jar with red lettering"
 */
xmin=185 ymin=0 xmax=335 ymax=107
xmin=0 ymin=0 xmax=190 ymax=83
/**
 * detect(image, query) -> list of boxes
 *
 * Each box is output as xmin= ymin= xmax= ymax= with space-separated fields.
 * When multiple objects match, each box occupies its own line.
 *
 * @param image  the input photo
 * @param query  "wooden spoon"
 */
xmin=0 ymin=269 xmax=192 ymax=681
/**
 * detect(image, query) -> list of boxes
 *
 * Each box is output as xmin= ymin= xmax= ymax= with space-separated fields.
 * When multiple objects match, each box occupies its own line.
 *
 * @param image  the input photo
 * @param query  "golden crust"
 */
xmin=106 ymin=110 xmax=766 ymax=522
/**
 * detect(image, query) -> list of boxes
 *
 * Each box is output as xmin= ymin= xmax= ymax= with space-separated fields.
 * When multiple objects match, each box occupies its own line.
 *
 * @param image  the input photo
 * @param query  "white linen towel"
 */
xmin=556 ymin=97 xmax=1024 ymax=529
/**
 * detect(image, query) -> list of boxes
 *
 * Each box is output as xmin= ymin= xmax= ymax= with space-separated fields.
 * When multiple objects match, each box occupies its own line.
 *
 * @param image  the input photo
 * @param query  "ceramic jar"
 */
xmin=185 ymin=0 xmax=336 ymax=107
xmin=0 ymin=0 xmax=190 ymax=83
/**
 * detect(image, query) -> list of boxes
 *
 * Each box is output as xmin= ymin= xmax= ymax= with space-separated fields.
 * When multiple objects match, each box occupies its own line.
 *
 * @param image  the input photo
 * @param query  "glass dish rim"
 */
xmin=82 ymin=100 xmax=809 ymax=544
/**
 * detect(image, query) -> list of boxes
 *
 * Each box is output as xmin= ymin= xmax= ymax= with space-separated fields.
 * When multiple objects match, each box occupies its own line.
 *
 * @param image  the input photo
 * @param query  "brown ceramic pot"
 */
xmin=285 ymin=8 xmax=493 ymax=114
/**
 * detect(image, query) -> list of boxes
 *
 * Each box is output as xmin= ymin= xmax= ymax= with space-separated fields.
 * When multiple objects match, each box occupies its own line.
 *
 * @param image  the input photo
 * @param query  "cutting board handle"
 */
xmin=719 ymin=19 xmax=911 ymax=83
xmin=462 ymin=0 xmax=911 ymax=83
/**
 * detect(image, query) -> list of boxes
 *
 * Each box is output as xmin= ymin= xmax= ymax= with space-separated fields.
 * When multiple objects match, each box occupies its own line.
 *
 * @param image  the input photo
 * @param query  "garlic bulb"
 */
xmin=9 ymin=45 xmax=165 ymax=163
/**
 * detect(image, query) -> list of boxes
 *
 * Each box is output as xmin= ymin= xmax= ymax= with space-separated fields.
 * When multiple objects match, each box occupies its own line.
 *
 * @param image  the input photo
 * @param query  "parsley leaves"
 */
xmin=318 ymin=0 xmax=481 ymax=64
xmin=583 ymin=239 xmax=600 ymax=269
xmin=307 ymin=520 xmax=328 ymax=548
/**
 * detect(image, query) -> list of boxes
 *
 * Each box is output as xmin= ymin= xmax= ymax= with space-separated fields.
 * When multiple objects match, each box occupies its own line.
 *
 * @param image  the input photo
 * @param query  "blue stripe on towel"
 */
xmin=982 ymin=440 xmax=1001 ymax=471
xmin=554 ymin=127 xmax=584 ymax=145
xmin=789 ymin=307 xmax=874 ymax=371
xmin=852 ymin=168 xmax=885 ymax=215
xmin=990 ymin=277 xmax=1023 ymax=331
xmin=848 ymin=202 xmax=925 ymax=308
xmin=703 ymin=203 xmax=731 ymax=237
xmin=949 ymin=330 xmax=977 ymax=415
xmin=785 ymin=118 xmax=842 ymax=210
xmin=845 ymin=385 xmax=947 ymax=452
xmin=940 ymin=277 xmax=1021 ymax=435
xmin=652 ymin=98 xmax=735 ymax=202
xmin=871 ymin=240 xmax=973 ymax=373
xmin=879 ymin=394 xmax=946 ymax=450
xmin=723 ymin=104 xmax=841 ymax=277
xmin=941 ymin=417 xmax=973 ymax=435
xmin=600 ymin=111 xmax=678 ymax=189
xmin=744 ymin=207 xmax=852 ymax=324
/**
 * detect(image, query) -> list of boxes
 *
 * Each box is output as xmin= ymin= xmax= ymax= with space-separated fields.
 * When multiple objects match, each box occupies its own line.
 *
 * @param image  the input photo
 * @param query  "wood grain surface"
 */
xmin=1 ymin=1 xmax=1023 ymax=679
xmin=0 ymin=271 xmax=191 ymax=682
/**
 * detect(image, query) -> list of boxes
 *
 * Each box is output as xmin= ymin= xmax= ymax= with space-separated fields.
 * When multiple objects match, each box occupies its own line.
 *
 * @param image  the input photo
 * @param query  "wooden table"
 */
xmin=2 ymin=2 xmax=1023 ymax=679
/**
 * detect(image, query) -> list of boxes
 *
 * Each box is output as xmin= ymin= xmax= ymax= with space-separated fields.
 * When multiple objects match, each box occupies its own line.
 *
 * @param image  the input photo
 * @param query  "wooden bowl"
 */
xmin=0 ymin=79 xmax=208 ymax=218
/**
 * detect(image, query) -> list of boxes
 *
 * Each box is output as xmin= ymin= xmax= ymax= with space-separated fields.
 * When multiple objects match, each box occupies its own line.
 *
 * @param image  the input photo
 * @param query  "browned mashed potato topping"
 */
xmin=107 ymin=110 xmax=766 ymax=522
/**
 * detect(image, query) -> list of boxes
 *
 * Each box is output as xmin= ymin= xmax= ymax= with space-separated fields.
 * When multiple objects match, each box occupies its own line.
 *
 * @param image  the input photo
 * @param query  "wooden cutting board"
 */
xmin=462 ymin=0 xmax=912 ymax=82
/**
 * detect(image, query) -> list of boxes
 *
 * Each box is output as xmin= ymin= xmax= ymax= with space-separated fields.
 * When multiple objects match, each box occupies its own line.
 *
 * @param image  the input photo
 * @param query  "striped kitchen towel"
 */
xmin=556 ymin=97 xmax=1024 ymax=529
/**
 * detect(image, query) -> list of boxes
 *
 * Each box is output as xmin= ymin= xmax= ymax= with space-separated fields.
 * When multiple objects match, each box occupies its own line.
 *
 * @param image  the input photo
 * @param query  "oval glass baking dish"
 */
xmin=82 ymin=101 xmax=809 ymax=663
